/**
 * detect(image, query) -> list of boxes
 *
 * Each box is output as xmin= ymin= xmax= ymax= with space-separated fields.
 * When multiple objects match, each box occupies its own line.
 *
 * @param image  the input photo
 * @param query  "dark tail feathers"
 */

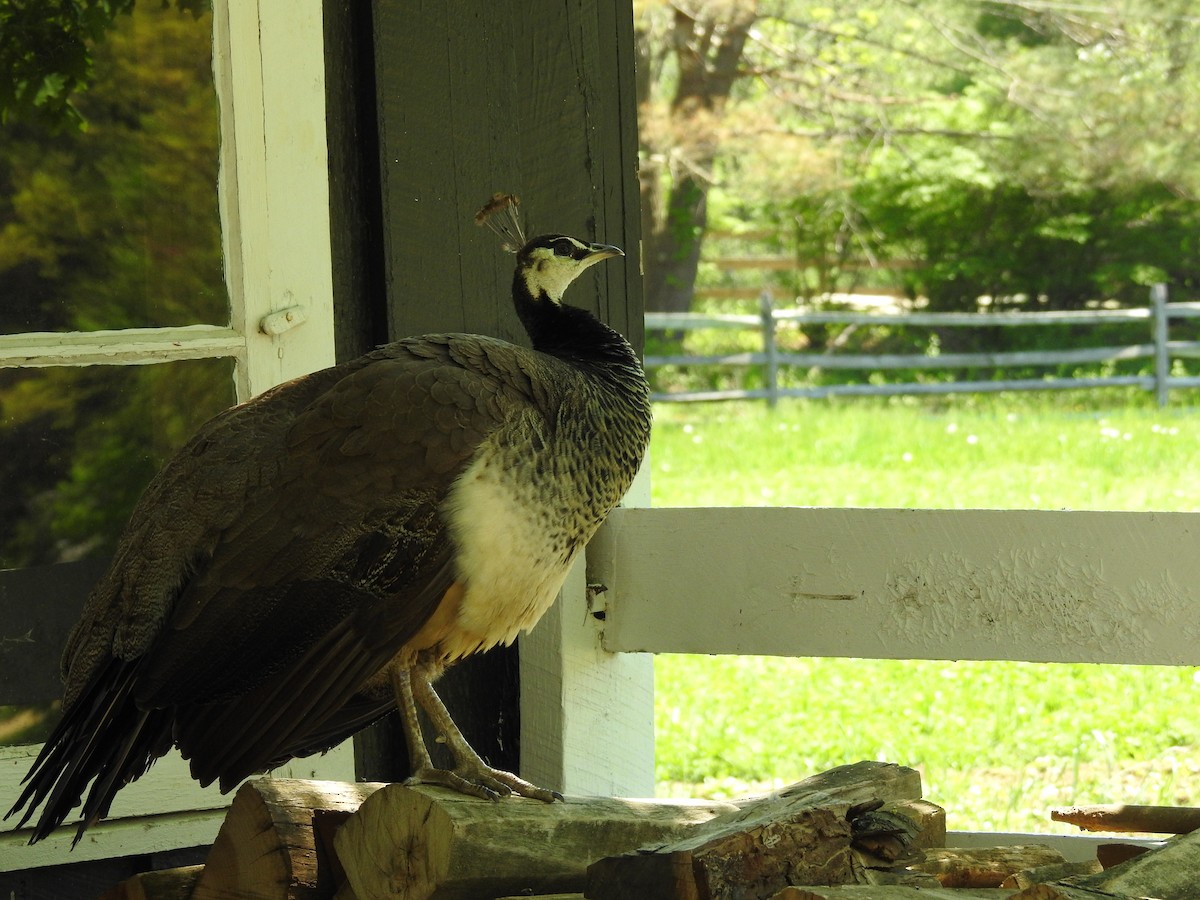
xmin=5 ymin=658 xmax=173 ymax=846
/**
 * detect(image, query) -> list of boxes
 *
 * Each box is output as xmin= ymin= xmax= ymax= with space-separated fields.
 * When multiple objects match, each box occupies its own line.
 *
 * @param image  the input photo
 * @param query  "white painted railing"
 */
xmin=581 ymin=504 xmax=1200 ymax=853
xmin=593 ymin=507 xmax=1200 ymax=666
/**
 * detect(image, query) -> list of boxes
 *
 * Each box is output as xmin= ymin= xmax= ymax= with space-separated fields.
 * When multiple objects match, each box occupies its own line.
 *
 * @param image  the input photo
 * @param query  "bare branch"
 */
xmin=756 ymin=14 xmax=976 ymax=79
xmin=744 ymin=124 xmax=1015 ymax=141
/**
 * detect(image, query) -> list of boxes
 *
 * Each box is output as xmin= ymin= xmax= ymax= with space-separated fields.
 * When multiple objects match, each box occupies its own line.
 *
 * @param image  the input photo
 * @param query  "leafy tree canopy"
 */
xmin=0 ymin=3 xmax=230 ymax=569
xmin=0 ymin=0 xmax=205 ymax=128
xmin=636 ymin=0 xmax=1200 ymax=313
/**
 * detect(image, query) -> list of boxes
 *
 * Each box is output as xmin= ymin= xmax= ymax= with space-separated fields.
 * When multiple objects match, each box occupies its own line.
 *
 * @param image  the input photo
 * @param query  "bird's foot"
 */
xmin=404 ymin=764 xmax=563 ymax=803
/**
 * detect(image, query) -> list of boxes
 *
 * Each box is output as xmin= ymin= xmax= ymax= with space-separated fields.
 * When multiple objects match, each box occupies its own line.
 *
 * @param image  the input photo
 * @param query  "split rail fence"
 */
xmin=645 ymin=284 xmax=1200 ymax=406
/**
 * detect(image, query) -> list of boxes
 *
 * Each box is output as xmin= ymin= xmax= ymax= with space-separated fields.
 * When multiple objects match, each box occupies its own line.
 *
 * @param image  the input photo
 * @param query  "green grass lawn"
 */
xmin=650 ymin=390 xmax=1200 ymax=833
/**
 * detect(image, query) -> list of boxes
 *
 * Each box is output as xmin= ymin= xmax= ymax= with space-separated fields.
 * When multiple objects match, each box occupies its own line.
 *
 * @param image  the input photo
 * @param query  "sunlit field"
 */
xmin=650 ymin=391 xmax=1200 ymax=834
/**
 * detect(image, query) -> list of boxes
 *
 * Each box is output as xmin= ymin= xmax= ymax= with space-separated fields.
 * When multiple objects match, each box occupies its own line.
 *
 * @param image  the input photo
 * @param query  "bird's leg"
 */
xmin=390 ymin=665 xmax=438 ymax=775
xmin=397 ymin=661 xmax=561 ymax=803
xmin=389 ymin=662 xmax=516 ymax=801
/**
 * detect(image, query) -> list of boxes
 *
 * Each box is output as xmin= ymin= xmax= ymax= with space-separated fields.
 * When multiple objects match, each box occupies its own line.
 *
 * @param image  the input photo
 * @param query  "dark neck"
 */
xmin=512 ymin=272 xmax=641 ymax=372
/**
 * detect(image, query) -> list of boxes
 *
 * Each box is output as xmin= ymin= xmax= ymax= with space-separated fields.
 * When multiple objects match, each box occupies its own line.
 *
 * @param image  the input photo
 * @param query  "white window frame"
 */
xmin=0 ymin=0 xmax=351 ymax=868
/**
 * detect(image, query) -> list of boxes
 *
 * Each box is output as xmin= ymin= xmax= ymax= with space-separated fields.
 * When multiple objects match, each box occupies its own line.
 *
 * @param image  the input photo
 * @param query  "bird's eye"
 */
xmin=551 ymin=239 xmax=576 ymax=258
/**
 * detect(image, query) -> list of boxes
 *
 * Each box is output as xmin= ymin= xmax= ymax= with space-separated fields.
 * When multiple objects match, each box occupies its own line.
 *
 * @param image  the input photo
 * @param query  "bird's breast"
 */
xmin=437 ymin=450 xmax=589 ymax=661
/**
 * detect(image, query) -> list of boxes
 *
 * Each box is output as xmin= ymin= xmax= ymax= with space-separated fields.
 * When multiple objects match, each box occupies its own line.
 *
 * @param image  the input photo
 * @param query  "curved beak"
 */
xmin=585 ymin=242 xmax=625 ymax=262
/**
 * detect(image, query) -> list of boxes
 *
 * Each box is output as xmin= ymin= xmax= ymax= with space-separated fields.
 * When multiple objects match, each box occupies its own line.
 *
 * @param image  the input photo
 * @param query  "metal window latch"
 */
xmin=259 ymin=305 xmax=307 ymax=336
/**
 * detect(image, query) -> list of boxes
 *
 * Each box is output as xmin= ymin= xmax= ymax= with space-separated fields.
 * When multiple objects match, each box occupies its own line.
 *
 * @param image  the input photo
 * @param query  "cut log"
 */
xmin=587 ymin=761 xmax=924 ymax=900
xmin=912 ymin=845 xmax=1066 ymax=888
xmin=857 ymin=870 xmax=941 ymax=888
xmin=884 ymin=798 xmax=945 ymax=850
xmin=1095 ymin=842 xmax=1152 ymax=869
xmin=999 ymin=859 xmax=1103 ymax=888
xmin=849 ymin=798 xmax=944 ymax=868
xmin=1051 ymin=825 xmax=1200 ymax=899
xmin=1051 ymin=803 xmax=1200 ymax=834
xmin=334 ymin=784 xmax=738 ymax=900
xmin=191 ymin=778 xmax=382 ymax=900
xmin=99 ymin=865 xmax=203 ymax=900
xmin=1007 ymin=885 xmax=1130 ymax=899
xmin=773 ymin=891 xmax=1011 ymax=900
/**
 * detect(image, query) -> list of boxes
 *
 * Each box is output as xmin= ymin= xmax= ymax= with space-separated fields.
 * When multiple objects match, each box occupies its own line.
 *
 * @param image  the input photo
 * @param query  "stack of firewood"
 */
xmin=101 ymin=761 xmax=1200 ymax=900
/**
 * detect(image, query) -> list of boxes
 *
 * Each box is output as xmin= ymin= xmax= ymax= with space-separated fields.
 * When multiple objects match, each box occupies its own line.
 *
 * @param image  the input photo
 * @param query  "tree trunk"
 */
xmin=642 ymin=174 xmax=709 ymax=315
xmin=639 ymin=2 xmax=758 ymax=314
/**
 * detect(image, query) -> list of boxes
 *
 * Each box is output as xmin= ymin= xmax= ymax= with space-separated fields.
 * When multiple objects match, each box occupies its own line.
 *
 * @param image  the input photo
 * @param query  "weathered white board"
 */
xmin=593 ymin=507 xmax=1200 ymax=666
xmin=0 ymin=326 xmax=243 ymax=368
xmin=0 ymin=742 xmax=354 ymax=870
xmin=216 ymin=0 xmax=336 ymax=398
xmin=521 ymin=464 xmax=656 ymax=798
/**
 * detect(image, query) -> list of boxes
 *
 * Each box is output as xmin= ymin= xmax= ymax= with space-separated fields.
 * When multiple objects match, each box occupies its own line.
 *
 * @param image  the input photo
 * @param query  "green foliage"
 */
xmin=646 ymin=1 xmax=1200 ymax=322
xmin=0 ymin=0 xmax=134 ymax=128
xmin=0 ymin=362 xmax=231 ymax=568
xmin=0 ymin=0 xmax=206 ymax=128
xmin=0 ymin=4 xmax=231 ymax=568
xmin=0 ymin=4 xmax=225 ymax=332
xmin=974 ymin=3 xmax=1055 ymax=47
xmin=857 ymin=154 xmax=1200 ymax=312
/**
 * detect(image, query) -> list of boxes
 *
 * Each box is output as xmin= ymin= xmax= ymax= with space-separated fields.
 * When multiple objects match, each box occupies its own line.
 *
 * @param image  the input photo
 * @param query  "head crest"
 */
xmin=474 ymin=193 xmax=527 ymax=253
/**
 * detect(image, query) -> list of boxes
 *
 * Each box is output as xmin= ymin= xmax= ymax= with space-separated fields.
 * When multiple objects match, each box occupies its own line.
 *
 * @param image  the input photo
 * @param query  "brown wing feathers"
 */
xmin=9 ymin=336 xmax=528 ymax=841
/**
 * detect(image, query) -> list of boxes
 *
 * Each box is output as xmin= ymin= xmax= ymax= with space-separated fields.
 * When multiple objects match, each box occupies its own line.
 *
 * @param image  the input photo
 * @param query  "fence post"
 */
xmin=1151 ymin=283 xmax=1169 ymax=408
xmin=759 ymin=288 xmax=778 ymax=407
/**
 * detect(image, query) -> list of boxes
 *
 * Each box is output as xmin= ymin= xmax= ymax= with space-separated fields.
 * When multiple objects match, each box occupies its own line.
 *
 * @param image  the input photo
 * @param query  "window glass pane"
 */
xmin=1 ymin=703 xmax=55 ymax=746
xmin=0 ymin=360 xmax=234 ymax=569
xmin=0 ymin=358 xmax=233 ymax=746
xmin=0 ymin=5 xmax=225 ymax=333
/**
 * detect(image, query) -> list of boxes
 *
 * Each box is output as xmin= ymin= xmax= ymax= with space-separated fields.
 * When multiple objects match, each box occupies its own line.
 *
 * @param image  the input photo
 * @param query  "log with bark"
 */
xmin=99 ymin=865 xmax=203 ymax=900
xmin=769 ymin=889 xmax=1015 ymax=899
xmin=333 ymin=783 xmax=738 ymax=900
xmin=998 ymin=859 xmax=1103 ymax=889
xmin=911 ymin=845 xmax=1067 ymax=888
xmin=106 ymin=761 xmax=1200 ymax=900
xmin=585 ymin=761 xmax=932 ymax=900
xmin=1050 ymin=803 xmax=1200 ymax=834
xmin=332 ymin=760 xmax=931 ymax=900
xmin=1008 ymin=825 xmax=1200 ymax=899
xmin=190 ymin=778 xmax=382 ymax=900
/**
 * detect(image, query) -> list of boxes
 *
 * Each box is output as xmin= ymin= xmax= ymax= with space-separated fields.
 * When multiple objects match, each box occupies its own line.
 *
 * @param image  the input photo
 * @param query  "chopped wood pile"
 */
xmin=100 ymin=760 xmax=1200 ymax=900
